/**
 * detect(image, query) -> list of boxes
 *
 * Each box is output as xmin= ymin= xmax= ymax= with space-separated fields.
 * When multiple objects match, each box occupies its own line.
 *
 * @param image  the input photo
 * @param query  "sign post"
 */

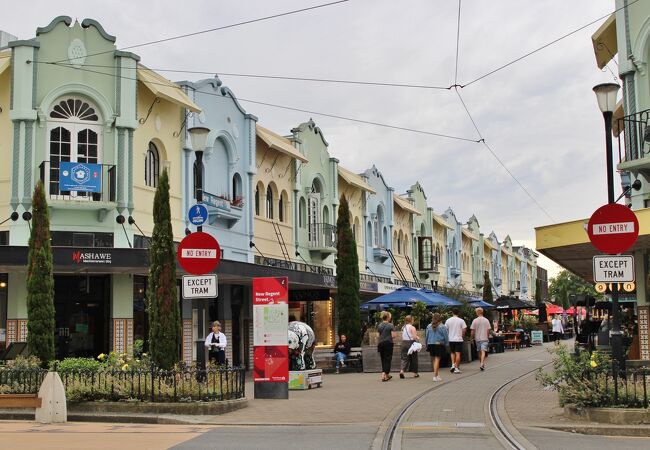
xmin=253 ymin=277 xmax=289 ymax=399
xmin=588 ymin=203 xmax=640 ymax=374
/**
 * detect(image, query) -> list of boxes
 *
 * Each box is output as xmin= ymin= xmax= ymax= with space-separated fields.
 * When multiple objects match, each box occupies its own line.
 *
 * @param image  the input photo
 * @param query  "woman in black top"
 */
xmin=377 ymin=311 xmax=395 ymax=381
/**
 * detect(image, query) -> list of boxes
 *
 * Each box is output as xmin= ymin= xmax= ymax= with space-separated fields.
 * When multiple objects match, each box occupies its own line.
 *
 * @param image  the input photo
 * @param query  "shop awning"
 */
xmin=462 ymin=228 xmax=477 ymax=240
xmin=612 ymin=100 xmax=625 ymax=136
xmin=592 ymin=13 xmax=617 ymax=69
xmin=137 ymin=65 xmax=201 ymax=112
xmin=338 ymin=166 xmax=376 ymax=194
xmin=432 ymin=213 xmax=454 ymax=229
xmin=256 ymin=124 xmax=308 ymax=163
xmin=393 ymin=194 xmax=420 ymax=215
xmin=0 ymin=51 xmax=10 ymax=76
xmin=535 ymin=207 xmax=650 ymax=282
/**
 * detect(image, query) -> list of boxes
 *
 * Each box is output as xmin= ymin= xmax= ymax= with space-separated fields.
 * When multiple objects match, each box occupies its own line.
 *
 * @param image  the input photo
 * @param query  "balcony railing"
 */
xmin=39 ymin=161 xmax=116 ymax=203
xmin=308 ymin=223 xmax=336 ymax=252
xmin=373 ymin=246 xmax=389 ymax=262
xmin=617 ymin=108 xmax=650 ymax=164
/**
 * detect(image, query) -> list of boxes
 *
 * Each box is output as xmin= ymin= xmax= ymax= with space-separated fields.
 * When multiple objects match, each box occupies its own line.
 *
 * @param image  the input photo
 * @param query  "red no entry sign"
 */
xmin=587 ymin=203 xmax=639 ymax=255
xmin=177 ymin=232 xmax=221 ymax=275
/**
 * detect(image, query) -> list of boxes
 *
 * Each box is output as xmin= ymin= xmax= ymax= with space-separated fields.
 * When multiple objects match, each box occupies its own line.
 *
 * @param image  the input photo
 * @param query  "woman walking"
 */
xmin=377 ymin=311 xmax=395 ymax=381
xmin=399 ymin=315 xmax=420 ymax=379
xmin=425 ymin=313 xmax=449 ymax=382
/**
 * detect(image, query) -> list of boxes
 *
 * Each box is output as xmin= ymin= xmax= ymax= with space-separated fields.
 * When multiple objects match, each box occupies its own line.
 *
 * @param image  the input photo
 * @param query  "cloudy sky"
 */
xmin=3 ymin=0 xmax=621 ymax=278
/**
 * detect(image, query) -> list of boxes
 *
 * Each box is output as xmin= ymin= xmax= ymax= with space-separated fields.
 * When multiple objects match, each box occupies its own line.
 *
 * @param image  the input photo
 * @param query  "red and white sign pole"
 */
xmin=587 ymin=202 xmax=639 ymax=373
xmin=253 ymin=277 xmax=289 ymax=399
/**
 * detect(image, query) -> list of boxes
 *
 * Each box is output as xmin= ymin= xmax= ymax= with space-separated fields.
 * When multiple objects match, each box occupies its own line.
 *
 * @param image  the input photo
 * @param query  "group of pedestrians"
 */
xmin=375 ymin=307 xmax=493 ymax=382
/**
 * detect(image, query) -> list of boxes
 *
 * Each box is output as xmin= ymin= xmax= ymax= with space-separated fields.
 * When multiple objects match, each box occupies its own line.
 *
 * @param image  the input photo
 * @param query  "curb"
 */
xmin=523 ymin=424 xmax=650 ymax=438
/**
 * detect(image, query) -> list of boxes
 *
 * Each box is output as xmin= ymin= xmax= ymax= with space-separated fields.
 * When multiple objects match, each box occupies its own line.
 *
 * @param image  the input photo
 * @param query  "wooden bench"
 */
xmin=315 ymin=347 xmax=363 ymax=373
xmin=503 ymin=332 xmax=521 ymax=350
xmin=0 ymin=394 xmax=42 ymax=408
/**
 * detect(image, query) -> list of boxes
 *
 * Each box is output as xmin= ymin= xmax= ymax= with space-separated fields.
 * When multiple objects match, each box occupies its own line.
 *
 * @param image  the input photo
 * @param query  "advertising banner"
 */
xmin=253 ymin=277 xmax=289 ymax=385
xmin=59 ymin=162 xmax=102 ymax=193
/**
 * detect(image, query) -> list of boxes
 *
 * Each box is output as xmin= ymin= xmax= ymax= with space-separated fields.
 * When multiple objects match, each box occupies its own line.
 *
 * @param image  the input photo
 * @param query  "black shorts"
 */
xmin=427 ymin=344 xmax=445 ymax=358
xmin=449 ymin=341 xmax=463 ymax=353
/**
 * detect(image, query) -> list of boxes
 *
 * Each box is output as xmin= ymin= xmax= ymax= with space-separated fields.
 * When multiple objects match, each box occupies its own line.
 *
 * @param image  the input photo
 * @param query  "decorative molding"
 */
xmin=182 ymin=319 xmax=193 ymax=365
xmin=80 ymin=18 xmax=117 ymax=42
xmin=36 ymin=16 xmax=72 ymax=36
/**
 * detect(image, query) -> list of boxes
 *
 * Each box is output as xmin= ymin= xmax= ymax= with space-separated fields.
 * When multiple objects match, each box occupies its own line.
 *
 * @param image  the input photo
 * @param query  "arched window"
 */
xmin=255 ymin=185 xmax=260 ymax=216
xmin=278 ymin=195 xmax=284 ymax=222
xmin=145 ymin=142 xmax=159 ymax=188
xmin=232 ymin=173 xmax=242 ymax=206
xmin=266 ymin=186 xmax=274 ymax=219
xmin=299 ymin=197 xmax=306 ymax=227
xmin=48 ymin=98 xmax=101 ymax=198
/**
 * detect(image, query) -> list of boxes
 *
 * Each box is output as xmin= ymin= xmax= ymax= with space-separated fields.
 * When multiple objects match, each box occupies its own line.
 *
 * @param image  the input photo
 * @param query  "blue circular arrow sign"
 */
xmin=188 ymin=204 xmax=209 ymax=226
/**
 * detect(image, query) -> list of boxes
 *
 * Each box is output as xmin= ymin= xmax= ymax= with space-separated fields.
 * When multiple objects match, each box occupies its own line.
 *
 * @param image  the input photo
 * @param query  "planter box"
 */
xmin=362 ymin=343 xmax=451 ymax=373
xmin=564 ymin=404 xmax=650 ymax=425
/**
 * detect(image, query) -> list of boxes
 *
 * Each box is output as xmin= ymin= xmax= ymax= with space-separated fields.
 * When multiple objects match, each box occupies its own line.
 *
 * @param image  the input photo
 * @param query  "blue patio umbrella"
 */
xmin=417 ymin=289 xmax=462 ymax=307
xmin=360 ymin=287 xmax=432 ymax=310
xmin=467 ymin=298 xmax=495 ymax=309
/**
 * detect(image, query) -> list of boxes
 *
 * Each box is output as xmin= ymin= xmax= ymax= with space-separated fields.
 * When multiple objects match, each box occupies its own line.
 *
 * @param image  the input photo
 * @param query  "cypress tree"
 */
xmin=147 ymin=169 xmax=180 ymax=369
xmin=26 ymin=181 xmax=55 ymax=366
xmin=335 ymin=195 xmax=361 ymax=345
xmin=482 ymin=271 xmax=493 ymax=303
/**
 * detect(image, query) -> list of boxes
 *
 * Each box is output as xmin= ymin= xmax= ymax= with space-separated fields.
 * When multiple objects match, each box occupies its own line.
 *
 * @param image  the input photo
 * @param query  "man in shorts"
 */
xmin=470 ymin=307 xmax=492 ymax=371
xmin=445 ymin=308 xmax=467 ymax=374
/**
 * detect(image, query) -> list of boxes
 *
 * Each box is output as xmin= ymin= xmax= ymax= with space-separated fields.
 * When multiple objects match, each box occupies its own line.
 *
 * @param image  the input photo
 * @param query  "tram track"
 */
xmin=378 ymin=348 xmax=550 ymax=450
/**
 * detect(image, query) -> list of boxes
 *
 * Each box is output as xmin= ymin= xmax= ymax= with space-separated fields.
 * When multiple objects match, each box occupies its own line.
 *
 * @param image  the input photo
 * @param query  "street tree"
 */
xmin=335 ymin=195 xmax=361 ymax=345
xmin=548 ymin=269 xmax=599 ymax=309
xmin=147 ymin=169 xmax=181 ymax=369
xmin=26 ymin=181 xmax=56 ymax=366
xmin=482 ymin=271 xmax=493 ymax=303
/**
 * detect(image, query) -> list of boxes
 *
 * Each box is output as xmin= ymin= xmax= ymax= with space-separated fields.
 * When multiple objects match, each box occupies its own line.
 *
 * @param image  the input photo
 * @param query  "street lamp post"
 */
xmin=593 ymin=82 xmax=624 ymax=372
xmin=188 ymin=126 xmax=211 ymax=233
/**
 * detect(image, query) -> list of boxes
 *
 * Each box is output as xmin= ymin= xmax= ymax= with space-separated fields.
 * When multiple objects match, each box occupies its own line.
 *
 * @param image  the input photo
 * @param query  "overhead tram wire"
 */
xmin=45 ymin=62 xmax=480 ymax=144
xmin=47 ymin=62 xmax=453 ymax=91
xmin=47 ymin=0 xmax=351 ymax=64
xmin=454 ymin=87 xmax=555 ymax=222
xmin=453 ymin=0 xmax=462 ymax=86
xmin=461 ymin=0 xmax=640 ymax=88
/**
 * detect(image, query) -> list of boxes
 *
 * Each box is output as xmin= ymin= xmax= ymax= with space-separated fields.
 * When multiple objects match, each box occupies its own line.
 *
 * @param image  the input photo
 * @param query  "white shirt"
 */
xmin=552 ymin=319 xmax=564 ymax=333
xmin=204 ymin=331 xmax=227 ymax=350
xmin=402 ymin=324 xmax=417 ymax=340
xmin=445 ymin=316 xmax=467 ymax=342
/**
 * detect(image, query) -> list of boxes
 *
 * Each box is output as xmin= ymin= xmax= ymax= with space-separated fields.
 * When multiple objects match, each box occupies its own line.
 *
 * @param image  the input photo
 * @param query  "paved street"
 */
xmin=1 ymin=342 xmax=649 ymax=449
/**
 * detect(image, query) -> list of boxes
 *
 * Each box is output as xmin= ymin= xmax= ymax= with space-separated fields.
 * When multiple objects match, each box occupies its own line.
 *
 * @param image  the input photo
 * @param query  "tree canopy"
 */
xmin=548 ymin=269 xmax=599 ymax=308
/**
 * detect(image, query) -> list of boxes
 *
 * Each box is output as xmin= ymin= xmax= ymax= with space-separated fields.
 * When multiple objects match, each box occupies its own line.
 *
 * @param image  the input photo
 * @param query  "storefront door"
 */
xmin=54 ymin=275 xmax=110 ymax=359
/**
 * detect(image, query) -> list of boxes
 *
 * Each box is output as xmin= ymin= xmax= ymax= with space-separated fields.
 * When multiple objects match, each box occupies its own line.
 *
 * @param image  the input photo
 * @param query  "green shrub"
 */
xmin=536 ymin=346 xmax=628 ymax=408
xmin=3 ymin=355 xmax=42 ymax=370
xmin=53 ymin=357 xmax=102 ymax=372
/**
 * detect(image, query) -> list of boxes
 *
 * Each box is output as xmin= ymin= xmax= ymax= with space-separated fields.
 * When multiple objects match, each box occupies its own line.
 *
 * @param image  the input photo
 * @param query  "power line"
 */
xmin=454 ymin=0 xmax=462 ymax=86
xmin=461 ymin=0 xmax=639 ymax=88
xmin=46 ymin=62 xmax=452 ymax=91
xmin=49 ymin=0 xmax=350 ymax=64
xmin=454 ymin=87 xmax=555 ymax=222
xmin=46 ymin=61 xmax=480 ymax=143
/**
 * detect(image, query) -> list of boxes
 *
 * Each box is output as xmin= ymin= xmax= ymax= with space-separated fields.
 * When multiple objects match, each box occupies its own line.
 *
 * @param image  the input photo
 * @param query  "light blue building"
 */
xmin=443 ymin=207 xmax=462 ymax=286
xmin=180 ymin=77 xmax=257 ymax=263
xmin=362 ymin=165 xmax=394 ymax=280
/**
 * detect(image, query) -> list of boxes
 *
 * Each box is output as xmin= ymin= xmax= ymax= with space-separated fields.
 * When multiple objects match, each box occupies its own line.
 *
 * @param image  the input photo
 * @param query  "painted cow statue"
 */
xmin=288 ymin=321 xmax=316 ymax=371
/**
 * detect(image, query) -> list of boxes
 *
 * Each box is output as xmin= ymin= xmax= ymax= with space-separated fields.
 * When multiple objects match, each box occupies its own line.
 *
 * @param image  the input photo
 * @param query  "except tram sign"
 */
xmin=177 ymin=232 xmax=221 ymax=275
xmin=587 ymin=203 xmax=639 ymax=255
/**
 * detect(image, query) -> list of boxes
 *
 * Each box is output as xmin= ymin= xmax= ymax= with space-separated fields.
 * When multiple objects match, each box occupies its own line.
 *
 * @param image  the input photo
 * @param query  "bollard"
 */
xmin=35 ymin=370 xmax=67 ymax=424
